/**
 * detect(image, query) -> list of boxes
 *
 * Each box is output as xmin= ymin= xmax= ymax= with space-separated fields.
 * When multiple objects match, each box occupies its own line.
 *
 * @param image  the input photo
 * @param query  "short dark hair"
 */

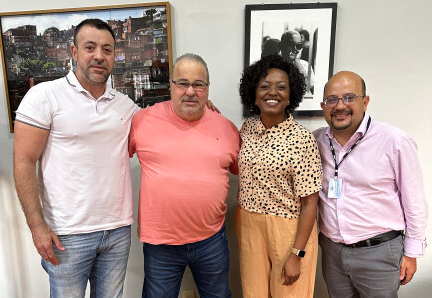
xmin=239 ymin=55 xmax=306 ymax=116
xmin=261 ymin=38 xmax=280 ymax=58
xmin=280 ymin=30 xmax=300 ymax=48
xmin=361 ymin=78 xmax=366 ymax=96
xmin=299 ymin=29 xmax=310 ymax=42
xmin=73 ymin=19 xmax=115 ymax=46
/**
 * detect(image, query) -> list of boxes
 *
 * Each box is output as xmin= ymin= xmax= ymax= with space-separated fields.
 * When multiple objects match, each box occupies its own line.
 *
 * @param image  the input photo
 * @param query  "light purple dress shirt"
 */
xmin=313 ymin=113 xmax=428 ymax=257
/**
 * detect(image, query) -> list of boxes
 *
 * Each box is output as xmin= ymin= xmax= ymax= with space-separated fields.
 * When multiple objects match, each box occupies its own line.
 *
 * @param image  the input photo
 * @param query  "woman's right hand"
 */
xmin=281 ymin=254 xmax=301 ymax=286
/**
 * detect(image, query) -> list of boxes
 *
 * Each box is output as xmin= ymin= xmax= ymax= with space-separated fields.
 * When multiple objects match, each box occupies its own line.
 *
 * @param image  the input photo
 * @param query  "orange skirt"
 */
xmin=235 ymin=206 xmax=318 ymax=298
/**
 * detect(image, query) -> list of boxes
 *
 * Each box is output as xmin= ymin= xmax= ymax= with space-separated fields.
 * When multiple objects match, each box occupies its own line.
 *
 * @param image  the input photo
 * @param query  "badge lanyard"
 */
xmin=327 ymin=116 xmax=371 ymax=199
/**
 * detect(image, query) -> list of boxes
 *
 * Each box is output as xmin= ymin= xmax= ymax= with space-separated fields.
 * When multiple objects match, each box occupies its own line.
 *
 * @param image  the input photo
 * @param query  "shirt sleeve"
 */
xmin=15 ymin=84 xmax=53 ymax=130
xmin=293 ymin=132 xmax=323 ymax=198
xmin=395 ymin=135 xmax=428 ymax=258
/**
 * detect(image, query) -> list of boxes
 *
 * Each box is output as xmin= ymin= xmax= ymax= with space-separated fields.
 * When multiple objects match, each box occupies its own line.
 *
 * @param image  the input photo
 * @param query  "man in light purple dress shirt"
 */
xmin=313 ymin=71 xmax=428 ymax=298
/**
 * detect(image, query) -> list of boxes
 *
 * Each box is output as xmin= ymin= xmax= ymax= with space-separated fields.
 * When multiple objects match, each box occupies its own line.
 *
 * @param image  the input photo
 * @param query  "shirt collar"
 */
xmin=66 ymin=70 xmax=115 ymax=100
xmin=255 ymin=113 xmax=294 ymax=135
xmin=325 ymin=112 xmax=370 ymax=140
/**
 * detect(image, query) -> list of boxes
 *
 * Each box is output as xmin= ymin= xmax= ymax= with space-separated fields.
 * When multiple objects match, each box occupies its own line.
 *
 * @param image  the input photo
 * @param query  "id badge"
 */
xmin=328 ymin=178 xmax=342 ymax=199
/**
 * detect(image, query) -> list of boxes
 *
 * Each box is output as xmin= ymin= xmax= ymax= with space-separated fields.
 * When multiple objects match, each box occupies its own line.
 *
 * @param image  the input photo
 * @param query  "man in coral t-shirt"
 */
xmin=129 ymin=53 xmax=239 ymax=298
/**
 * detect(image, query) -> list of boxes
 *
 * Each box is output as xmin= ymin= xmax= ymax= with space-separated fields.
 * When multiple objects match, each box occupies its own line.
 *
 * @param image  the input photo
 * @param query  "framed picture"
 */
xmin=0 ymin=2 xmax=172 ymax=133
xmin=244 ymin=3 xmax=337 ymax=116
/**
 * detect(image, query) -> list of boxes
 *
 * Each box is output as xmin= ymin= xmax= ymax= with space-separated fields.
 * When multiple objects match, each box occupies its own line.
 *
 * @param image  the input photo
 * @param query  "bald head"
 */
xmin=324 ymin=71 xmax=366 ymax=98
xmin=281 ymin=30 xmax=301 ymax=45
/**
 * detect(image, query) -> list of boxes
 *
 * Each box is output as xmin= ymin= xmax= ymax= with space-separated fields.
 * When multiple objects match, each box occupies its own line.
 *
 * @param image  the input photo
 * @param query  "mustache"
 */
xmin=181 ymin=96 xmax=199 ymax=102
xmin=331 ymin=110 xmax=352 ymax=116
xmin=89 ymin=61 xmax=107 ymax=68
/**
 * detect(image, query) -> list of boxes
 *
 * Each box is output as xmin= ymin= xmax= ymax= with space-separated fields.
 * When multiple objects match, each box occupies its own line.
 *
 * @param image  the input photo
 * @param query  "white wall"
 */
xmin=1 ymin=0 xmax=431 ymax=297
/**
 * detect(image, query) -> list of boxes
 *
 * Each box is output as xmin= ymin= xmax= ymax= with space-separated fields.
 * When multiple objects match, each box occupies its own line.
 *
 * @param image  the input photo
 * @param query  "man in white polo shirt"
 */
xmin=13 ymin=19 xmax=139 ymax=297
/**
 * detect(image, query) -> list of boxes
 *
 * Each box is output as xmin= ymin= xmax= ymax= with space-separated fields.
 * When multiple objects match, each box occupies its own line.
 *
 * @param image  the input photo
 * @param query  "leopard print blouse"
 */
xmin=238 ymin=115 xmax=323 ymax=218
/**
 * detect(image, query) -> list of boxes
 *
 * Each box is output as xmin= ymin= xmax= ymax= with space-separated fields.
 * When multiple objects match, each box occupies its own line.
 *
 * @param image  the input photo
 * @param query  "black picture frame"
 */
xmin=244 ymin=3 xmax=337 ymax=117
xmin=0 ymin=2 xmax=172 ymax=133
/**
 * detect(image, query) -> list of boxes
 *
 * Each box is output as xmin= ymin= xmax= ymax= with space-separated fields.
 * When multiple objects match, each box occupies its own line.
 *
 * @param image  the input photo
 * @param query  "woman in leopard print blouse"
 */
xmin=236 ymin=55 xmax=323 ymax=298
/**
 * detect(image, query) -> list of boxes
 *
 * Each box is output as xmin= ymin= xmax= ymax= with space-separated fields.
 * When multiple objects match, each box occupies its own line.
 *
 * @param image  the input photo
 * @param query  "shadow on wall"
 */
xmin=123 ymin=158 xmax=146 ymax=296
xmin=0 ymin=171 xmax=32 ymax=298
xmin=226 ymin=173 xmax=242 ymax=297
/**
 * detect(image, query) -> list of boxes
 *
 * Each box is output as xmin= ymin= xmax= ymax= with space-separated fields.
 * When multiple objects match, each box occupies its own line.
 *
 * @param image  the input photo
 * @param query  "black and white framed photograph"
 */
xmin=244 ymin=3 xmax=337 ymax=116
xmin=0 ymin=2 xmax=172 ymax=133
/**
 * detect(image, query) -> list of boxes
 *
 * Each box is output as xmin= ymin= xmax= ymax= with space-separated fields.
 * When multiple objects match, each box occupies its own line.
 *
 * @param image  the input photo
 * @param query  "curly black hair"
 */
xmin=239 ymin=55 xmax=306 ymax=116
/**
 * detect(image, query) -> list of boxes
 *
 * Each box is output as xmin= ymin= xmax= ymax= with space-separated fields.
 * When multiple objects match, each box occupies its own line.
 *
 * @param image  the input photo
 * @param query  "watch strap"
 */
xmin=291 ymin=247 xmax=306 ymax=258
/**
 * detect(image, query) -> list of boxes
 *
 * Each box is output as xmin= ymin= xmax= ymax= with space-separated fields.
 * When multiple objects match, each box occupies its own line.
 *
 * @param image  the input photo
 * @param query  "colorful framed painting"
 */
xmin=0 ymin=2 xmax=172 ymax=132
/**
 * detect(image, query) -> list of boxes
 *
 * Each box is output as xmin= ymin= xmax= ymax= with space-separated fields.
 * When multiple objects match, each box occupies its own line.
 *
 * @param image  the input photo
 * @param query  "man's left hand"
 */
xmin=400 ymin=256 xmax=417 ymax=285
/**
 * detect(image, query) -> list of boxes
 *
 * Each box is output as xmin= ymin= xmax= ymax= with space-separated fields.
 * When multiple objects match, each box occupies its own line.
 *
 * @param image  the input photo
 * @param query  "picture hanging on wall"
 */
xmin=0 ymin=2 xmax=172 ymax=133
xmin=244 ymin=3 xmax=337 ymax=116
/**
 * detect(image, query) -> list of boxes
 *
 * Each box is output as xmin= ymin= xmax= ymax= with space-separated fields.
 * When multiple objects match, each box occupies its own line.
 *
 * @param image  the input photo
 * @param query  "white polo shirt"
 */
xmin=16 ymin=71 xmax=140 ymax=235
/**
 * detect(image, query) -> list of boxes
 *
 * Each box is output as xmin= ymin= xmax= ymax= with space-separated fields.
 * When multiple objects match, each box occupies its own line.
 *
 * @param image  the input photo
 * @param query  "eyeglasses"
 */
xmin=323 ymin=93 xmax=364 ymax=108
xmin=171 ymin=79 xmax=209 ymax=91
xmin=293 ymin=43 xmax=303 ymax=51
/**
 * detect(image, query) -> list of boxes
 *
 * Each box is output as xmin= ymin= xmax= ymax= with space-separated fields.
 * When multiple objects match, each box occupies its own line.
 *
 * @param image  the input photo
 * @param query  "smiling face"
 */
xmin=321 ymin=71 xmax=369 ymax=138
xmin=255 ymin=68 xmax=290 ymax=127
xmin=170 ymin=59 xmax=209 ymax=121
xmin=71 ymin=25 xmax=115 ymax=91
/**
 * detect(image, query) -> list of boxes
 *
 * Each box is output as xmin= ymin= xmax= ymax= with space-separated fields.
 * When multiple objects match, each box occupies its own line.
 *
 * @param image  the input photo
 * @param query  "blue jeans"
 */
xmin=42 ymin=225 xmax=131 ymax=298
xmin=142 ymin=226 xmax=231 ymax=298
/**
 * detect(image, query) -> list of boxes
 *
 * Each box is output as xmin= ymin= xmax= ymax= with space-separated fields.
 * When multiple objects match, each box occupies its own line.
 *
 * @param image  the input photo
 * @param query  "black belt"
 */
xmin=344 ymin=230 xmax=403 ymax=248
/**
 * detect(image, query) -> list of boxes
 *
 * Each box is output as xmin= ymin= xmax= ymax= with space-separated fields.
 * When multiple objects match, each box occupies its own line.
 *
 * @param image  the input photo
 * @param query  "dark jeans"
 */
xmin=142 ymin=226 xmax=231 ymax=298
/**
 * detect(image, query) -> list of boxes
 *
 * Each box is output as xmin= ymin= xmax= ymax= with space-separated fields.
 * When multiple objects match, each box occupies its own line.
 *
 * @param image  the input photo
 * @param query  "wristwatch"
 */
xmin=291 ymin=247 xmax=306 ymax=258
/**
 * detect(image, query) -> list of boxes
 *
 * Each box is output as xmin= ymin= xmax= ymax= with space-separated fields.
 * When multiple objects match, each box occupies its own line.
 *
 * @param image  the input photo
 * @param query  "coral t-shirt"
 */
xmin=129 ymin=101 xmax=239 ymax=244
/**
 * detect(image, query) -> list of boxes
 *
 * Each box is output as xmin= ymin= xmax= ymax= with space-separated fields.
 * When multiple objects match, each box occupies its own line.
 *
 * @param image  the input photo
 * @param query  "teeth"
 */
xmin=265 ymin=100 xmax=278 ymax=103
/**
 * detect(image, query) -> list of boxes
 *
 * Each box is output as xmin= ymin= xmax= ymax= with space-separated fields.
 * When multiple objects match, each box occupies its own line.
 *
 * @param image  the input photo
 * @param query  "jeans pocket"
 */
xmin=218 ymin=224 xmax=228 ymax=241
xmin=387 ymin=236 xmax=403 ymax=268
xmin=56 ymin=234 xmax=71 ymax=244
xmin=220 ymin=229 xmax=228 ymax=242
